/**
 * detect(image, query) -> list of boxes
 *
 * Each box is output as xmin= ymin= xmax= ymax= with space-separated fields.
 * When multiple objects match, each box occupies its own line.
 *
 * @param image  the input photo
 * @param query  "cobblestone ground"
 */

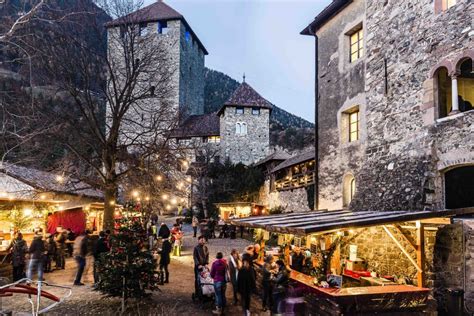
xmin=0 ymin=218 xmax=266 ymax=315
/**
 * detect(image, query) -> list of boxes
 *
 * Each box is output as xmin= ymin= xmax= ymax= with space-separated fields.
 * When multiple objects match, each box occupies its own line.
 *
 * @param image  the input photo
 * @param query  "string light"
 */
xmin=109 ymin=200 xmax=116 ymax=206
xmin=165 ymin=204 xmax=171 ymax=210
xmin=180 ymin=198 xmax=186 ymax=203
xmin=23 ymin=208 xmax=32 ymax=216
xmin=55 ymin=175 xmax=64 ymax=183
xmin=156 ymin=175 xmax=163 ymax=181
xmin=182 ymin=160 xmax=189 ymax=167
xmin=132 ymin=190 xmax=139 ymax=198
xmin=162 ymin=194 xmax=168 ymax=200
xmin=186 ymin=176 xmax=192 ymax=183
xmin=40 ymin=194 xmax=46 ymax=200
xmin=171 ymin=198 xmax=177 ymax=205
xmin=145 ymin=196 xmax=150 ymax=201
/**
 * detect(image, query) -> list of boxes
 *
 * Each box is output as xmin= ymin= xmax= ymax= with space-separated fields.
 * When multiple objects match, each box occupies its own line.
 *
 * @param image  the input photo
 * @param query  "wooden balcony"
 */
xmin=275 ymin=172 xmax=315 ymax=191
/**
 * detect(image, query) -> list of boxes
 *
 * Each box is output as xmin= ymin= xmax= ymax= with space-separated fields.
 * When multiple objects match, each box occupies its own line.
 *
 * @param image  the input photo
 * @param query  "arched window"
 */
xmin=235 ymin=122 xmax=241 ymax=134
xmin=342 ymin=174 xmax=355 ymax=207
xmin=435 ymin=67 xmax=451 ymax=118
xmin=445 ymin=166 xmax=474 ymax=209
xmin=241 ymin=123 xmax=248 ymax=135
xmin=457 ymin=58 xmax=474 ymax=113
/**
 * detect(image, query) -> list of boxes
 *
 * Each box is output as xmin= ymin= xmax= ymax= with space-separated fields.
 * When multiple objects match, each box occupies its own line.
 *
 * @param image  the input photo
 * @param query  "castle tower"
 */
xmin=106 ymin=0 xmax=207 ymax=117
xmin=218 ymin=82 xmax=271 ymax=165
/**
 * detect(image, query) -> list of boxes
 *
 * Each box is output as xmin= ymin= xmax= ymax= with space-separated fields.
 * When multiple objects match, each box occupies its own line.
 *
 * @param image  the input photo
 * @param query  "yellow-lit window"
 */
xmin=349 ymin=111 xmax=359 ymax=142
xmin=208 ymin=136 xmax=220 ymax=143
xmin=350 ymin=178 xmax=356 ymax=201
xmin=442 ymin=0 xmax=456 ymax=10
xmin=350 ymin=28 xmax=364 ymax=63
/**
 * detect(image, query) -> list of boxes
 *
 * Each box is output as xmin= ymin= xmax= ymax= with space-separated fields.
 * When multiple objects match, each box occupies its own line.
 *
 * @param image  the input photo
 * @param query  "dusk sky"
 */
xmin=144 ymin=0 xmax=332 ymax=123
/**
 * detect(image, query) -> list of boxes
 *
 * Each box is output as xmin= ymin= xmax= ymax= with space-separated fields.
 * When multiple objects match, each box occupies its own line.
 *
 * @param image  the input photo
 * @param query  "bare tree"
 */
xmin=2 ymin=0 xmax=184 ymax=229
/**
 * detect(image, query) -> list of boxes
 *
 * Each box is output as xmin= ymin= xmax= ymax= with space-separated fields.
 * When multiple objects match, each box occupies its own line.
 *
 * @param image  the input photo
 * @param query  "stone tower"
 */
xmin=218 ymin=82 xmax=271 ymax=165
xmin=106 ymin=0 xmax=207 ymax=117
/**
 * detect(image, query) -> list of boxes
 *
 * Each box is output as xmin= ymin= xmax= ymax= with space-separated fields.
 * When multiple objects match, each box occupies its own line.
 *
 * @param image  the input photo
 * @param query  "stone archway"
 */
xmin=445 ymin=166 xmax=474 ymax=209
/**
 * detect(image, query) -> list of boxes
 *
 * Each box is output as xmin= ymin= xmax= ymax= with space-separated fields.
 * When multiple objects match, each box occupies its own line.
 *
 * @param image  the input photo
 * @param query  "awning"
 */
xmin=229 ymin=207 xmax=474 ymax=236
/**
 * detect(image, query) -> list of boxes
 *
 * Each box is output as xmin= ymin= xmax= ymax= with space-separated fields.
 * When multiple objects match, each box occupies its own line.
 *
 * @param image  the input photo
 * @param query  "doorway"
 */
xmin=445 ymin=166 xmax=474 ymax=209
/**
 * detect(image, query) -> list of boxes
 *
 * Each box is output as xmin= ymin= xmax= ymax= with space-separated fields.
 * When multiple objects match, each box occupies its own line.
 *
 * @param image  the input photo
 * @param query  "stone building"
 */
xmin=302 ymin=0 xmax=473 ymax=213
xmin=172 ymin=81 xmax=271 ymax=166
xmin=106 ymin=0 xmax=207 ymax=118
xmin=257 ymin=149 xmax=315 ymax=213
xmin=302 ymin=0 xmax=473 ymax=311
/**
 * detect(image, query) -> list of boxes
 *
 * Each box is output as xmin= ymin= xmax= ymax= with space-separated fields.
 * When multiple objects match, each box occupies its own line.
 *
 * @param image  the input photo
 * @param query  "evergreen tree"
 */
xmin=96 ymin=202 xmax=159 ymax=301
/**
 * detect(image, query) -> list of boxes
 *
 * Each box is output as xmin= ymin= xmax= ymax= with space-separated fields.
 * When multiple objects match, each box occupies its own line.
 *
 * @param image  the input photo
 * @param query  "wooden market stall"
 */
xmin=215 ymin=202 xmax=267 ymax=220
xmin=230 ymin=207 xmax=474 ymax=315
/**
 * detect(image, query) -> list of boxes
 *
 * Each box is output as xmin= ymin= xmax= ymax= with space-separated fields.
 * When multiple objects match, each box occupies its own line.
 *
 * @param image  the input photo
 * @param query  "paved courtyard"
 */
xmin=0 ymin=219 xmax=264 ymax=315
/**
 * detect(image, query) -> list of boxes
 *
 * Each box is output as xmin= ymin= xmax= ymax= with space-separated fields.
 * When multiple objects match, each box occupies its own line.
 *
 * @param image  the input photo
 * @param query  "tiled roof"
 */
xmin=0 ymin=163 xmax=103 ymax=199
xmin=218 ymin=82 xmax=273 ymax=115
xmin=171 ymin=113 xmax=220 ymax=138
xmin=271 ymin=149 xmax=315 ymax=173
xmin=301 ymin=0 xmax=352 ymax=35
xmin=105 ymin=1 xmax=208 ymax=54
xmin=254 ymin=151 xmax=291 ymax=167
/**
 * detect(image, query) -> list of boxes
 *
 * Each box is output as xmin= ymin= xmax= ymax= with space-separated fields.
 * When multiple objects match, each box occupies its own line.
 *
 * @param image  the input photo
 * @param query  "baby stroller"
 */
xmin=192 ymin=266 xmax=215 ymax=307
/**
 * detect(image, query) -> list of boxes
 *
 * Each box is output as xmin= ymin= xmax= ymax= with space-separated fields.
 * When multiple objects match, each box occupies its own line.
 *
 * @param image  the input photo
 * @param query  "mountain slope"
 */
xmin=204 ymin=68 xmax=314 ymax=150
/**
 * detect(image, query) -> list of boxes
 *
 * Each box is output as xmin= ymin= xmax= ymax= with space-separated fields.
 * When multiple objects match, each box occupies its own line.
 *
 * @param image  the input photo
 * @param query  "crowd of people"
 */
xmin=193 ymin=236 xmax=291 ymax=316
xmin=7 ymin=227 xmax=111 ymax=286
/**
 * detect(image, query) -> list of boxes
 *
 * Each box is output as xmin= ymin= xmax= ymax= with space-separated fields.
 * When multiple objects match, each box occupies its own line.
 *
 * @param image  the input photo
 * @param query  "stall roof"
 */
xmin=229 ymin=208 xmax=474 ymax=236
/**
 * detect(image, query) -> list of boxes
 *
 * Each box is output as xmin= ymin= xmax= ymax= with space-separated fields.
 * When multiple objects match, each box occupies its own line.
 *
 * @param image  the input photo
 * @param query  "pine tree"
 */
xmin=96 ymin=202 xmax=160 ymax=301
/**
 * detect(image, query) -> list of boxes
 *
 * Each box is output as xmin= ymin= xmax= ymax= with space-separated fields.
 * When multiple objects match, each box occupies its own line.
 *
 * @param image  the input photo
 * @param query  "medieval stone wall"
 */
xmin=178 ymin=22 xmax=205 ymax=116
xmin=258 ymin=180 xmax=311 ymax=213
xmin=350 ymin=0 xmax=473 ymax=211
xmin=219 ymin=107 xmax=270 ymax=166
xmin=315 ymin=0 xmax=367 ymax=210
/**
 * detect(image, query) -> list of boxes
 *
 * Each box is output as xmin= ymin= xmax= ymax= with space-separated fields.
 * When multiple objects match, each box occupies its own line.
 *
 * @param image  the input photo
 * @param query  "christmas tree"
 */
xmin=96 ymin=202 xmax=160 ymax=301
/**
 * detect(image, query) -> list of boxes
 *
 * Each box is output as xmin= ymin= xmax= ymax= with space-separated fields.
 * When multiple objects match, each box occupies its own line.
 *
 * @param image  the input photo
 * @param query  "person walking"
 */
xmin=210 ymin=252 xmax=228 ymax=315
xmin=228 ymin=249 xmax=241 ymax=305
xmin=193 ymin=235 xmax=209 ymax=295
xmin=159 ymin=237 xmax=172 ymax=284
xmin=262 ymin=254 xmax=277 ymax=312
xmin=93 ymin=231 xmax=109 ymax=285
xmin=73 ymin=230 xmax=89 ymax=286
xmin=272 ymin=260 xmax=289 ymax=314
xmin=27 ymin=233 xmax=45 ymax=282
xmin=9 ymin=232 xmax=28 ymax=281
xmin=238 ymin=257 xmax=256 ymax=316
xmin=44 ymin=234 xmax=57 ymax=273
xmin=192 ymin=215 xmax=199 ymax=238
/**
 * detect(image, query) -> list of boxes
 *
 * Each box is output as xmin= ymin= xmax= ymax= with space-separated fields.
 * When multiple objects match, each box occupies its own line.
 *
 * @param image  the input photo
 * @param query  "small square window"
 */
xmin=349 ymin=28 xmax=363 ymax=63
xmin=158 ymin=21 xmax=168 ymax=34
xmin=235 ymin=107 xmax=244 ymax=114
xmin=252 ymin=108 xmax=260 ymax=115
xmin=185 ymin=31 xmax=191 ymax=43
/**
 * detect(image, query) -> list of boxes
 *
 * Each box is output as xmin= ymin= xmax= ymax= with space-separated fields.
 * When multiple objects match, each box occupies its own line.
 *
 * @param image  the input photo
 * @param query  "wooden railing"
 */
xmin=275 ymin=172 xmax=315 ymax=191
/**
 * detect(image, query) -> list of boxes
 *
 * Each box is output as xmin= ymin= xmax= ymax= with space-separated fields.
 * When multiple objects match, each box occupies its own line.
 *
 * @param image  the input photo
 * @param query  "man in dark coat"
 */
xmin=272 ymin=260 xmax=290 ymax=314
xmin=93 ymin=231 xmax=110 ymax=284
xmin=27 ymin=234 xmax=46 ymax=281
xmin=193 ymin=235 xmax=209 ymax=294
xmin=158 ymin=223 xmax=170 ymax=239
xmin=9 ymin=232 xmax=28 ymax=281
xmin=159 ymin=237 xmax=172 ymax=284
xmin=238 ymin=257 xmax=256 ymax=315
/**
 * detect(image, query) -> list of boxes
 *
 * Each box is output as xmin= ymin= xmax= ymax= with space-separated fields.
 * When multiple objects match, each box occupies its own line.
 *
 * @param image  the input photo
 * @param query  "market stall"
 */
xmin=230 ymin=207 xmax=474 ymax=314
xmin=215 ymin=202 xmax=267 ymax=220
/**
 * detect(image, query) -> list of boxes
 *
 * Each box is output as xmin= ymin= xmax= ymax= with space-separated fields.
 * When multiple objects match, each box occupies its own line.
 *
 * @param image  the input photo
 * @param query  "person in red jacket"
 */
xmin=210 ymin=252 xmax=228 ymax=315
